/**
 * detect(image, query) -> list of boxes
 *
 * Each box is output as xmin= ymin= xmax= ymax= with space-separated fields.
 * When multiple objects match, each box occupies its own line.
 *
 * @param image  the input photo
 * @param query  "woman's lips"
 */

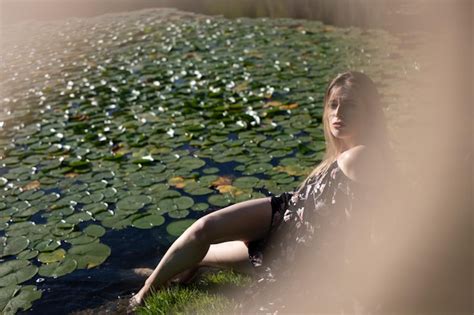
xmin=332 ymin=122 xmax=345 ymax=128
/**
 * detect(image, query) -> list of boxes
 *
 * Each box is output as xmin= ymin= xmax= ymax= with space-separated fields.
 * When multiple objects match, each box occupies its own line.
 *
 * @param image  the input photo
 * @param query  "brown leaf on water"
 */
xmin=216 ymin=185 xmax=245 ymax=197
xmin=233 ymin=82 xmax=248 ymax=93
xmin=280 ymin=103 xmax=299 ymax=110
xmin=70 ymin=114 xmax=89 ymax=121
xmin=264 ymin=101 xmax=283 ymax=108
xmin=169 ymin=176 xmax=196 ymax=189
xmin=184 ymin=52 xmax=202 ymax=61
xmin=211 ymin=176 xmax=232 ymax=188
xmin=23 ymin=180 xmax=40 ymax=190
xmin=65 ymin=172 xmax=79 ymax=178
xmin=264 ymin=101 xmax=298 ymax=110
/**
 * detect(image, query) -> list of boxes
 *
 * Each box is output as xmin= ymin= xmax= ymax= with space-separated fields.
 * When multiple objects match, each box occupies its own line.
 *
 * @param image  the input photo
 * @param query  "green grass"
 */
xmin=136 ymin=268 xmax=253 ymax=315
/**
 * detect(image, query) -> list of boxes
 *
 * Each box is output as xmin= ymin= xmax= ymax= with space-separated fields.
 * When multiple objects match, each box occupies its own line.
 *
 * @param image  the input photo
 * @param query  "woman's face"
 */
xmin=327 ymin=86 xmax=367 ymax=142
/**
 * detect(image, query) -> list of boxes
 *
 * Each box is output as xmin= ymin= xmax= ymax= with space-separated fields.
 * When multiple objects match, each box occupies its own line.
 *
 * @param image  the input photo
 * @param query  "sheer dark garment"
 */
xmin=237 ymin=159 xmax=384 ymax=314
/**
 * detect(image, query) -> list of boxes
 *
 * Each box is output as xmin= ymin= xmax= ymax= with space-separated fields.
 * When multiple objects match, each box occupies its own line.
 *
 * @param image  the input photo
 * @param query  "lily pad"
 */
xmin=38 ymin=257 xmax=77 ymax=278
xmin=37 ymin=248 xmax=66 ymax=263
xmin=168 ymin=210 xmax=189 ymax=219
xmin=67 ymin=242 xmax=111 ymax=269
xmin=208 ymin=194 xmax=233 ymax=207
xmin=0 ymin=285 xmax=42 ymax=314
xmin=158 ymin=196 xmax=194 ymax=211
xmin=35 ymin=239 xmax=61 ymax=252
xmin=16 ymin=250 xmax=39 ymax=260
xmin=83 ymin=225 xmax=106 ymax=238
xmin=0 ymin=260 xmax=38 ymax=287
xmin=131 ymin=214 xmax=165 ymax=229
xmin=166 ymin=219 xmax=196 ymax=237
xmin=191 ymin=203 xmax=209 ymax=212
xmin=116 ymin=195 xmax=151 ymax=212
xmin=0 ymin=236 xmax=29 ymax=258
xmin=233 ymin=176 xmax=260 ymax=189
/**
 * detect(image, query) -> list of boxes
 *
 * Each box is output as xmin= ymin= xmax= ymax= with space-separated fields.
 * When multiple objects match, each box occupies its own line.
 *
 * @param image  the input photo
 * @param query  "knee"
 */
xmin=186 ymin=215 xmax=215 ymax=243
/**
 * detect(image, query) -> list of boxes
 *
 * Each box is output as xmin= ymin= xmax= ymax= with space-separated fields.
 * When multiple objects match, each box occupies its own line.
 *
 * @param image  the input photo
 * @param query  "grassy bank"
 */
xmin=136 ymin=268 xmax=252 ymax=314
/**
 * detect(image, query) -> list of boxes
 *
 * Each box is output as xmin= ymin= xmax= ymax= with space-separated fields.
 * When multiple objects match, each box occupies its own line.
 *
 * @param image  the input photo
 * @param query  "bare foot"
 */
xmin=127 ymin=291 xmax=144 ymax=314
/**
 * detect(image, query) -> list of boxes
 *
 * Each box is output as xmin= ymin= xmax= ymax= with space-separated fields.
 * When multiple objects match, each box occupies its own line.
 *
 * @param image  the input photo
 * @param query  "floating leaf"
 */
xmin=0 ymin=260 xmax=38 ymax=286
xmin=132 ymin=214 xmax=165 ymax=229
xmin=67 ymin=243 xmax=111 ymax=269
xmin=38 ymin=257 xmax=77 ymax=278
xmin=191 ymin=203 xmax=209 ymax=212
xmin=210 ymin=176 xmax=232 ymax=188
xmin=0 ymin=236 xmax=29 ymax=258
xmin=37 ymin=248 xmax=66 ymax=263
xmin=158 ymin=196 xmax=194 ymax=211
xmin=83 ymin=225 xmax=106 ymax=238
xmin=22 ymin=180 xmax=40 ymax=191
xmin=0 ymin=285 xmax=42 ymax=314
xmin=166 ymin=219 xmax=196 ymax=237
xmin=116 ymin=195 xmax=151 ymax=212
xmin=208 ymin=194 xmax=233 ymax=207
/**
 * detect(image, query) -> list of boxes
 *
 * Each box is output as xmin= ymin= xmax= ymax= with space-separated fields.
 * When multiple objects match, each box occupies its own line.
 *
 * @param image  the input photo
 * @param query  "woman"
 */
xmin=129 ymin=71 xmax=397 ymax=313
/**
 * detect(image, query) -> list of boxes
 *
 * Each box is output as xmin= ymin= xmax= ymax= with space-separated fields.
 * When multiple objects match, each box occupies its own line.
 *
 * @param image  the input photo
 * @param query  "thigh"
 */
xmin=201 ymin=241 xmax=255 ymax=274
xmin=196 ymin=196 xmax=272 ymax=244
xmin=202 ymin=241 xmax=250 ymax=266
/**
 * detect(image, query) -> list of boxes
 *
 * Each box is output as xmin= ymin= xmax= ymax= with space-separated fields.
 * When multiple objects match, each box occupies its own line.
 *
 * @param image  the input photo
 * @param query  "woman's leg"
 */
xmin=200 ymin=240 xmax=255 ymax=274
xmin=132 ymin=240 xmax=254 ymax=284
xmin=129 ymin=196 xmax=272 ymax=307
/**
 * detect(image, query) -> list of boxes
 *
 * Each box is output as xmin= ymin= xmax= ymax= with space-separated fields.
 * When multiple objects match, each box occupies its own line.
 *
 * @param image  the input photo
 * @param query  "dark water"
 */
xmin=22 ymin=227 xmax=168 ymax=314
xmin=1 ymin=0 xmax=428 ymax=33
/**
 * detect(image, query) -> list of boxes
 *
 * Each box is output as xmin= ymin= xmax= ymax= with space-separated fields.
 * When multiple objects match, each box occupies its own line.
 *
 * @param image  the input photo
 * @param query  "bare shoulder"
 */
xmin=337 ymin=145 xmax=384 ymax=185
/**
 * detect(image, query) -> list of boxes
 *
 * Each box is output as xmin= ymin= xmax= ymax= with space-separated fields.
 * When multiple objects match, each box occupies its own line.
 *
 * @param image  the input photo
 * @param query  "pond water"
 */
xmin=0 ymin=8 xmax=423 ymax=315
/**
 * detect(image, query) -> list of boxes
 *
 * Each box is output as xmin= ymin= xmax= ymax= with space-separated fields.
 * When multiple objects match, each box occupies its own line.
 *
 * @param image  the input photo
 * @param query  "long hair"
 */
xmin=295 ymin=71 xmax=394 ymax=194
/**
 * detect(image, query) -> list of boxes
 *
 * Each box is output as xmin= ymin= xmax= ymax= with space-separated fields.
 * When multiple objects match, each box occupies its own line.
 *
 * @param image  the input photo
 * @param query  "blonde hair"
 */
xmin=295 ymin=71 xmax=393 ymax=193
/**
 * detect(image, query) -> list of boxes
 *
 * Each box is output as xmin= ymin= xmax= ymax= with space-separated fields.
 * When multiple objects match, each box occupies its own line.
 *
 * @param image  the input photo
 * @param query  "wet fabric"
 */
xmin=237 ymin=159 xmax=382 ymax=314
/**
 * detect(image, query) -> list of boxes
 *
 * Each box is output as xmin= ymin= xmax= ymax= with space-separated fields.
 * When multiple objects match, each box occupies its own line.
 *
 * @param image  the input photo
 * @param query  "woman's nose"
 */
xmin=335 ymin=103 xmax=343 ymax=117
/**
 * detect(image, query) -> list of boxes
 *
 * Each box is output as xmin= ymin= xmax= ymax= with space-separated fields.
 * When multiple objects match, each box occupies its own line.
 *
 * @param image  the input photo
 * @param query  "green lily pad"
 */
xmin=38 ymin=257 xmax=77 ymax=278
xmin=233 ymin=176 xmax=260 ymax=189
xmin=166 ymin=219 xmax=196 ymax=237
xmin=116 ymin=195 xmax=151 ymax=212
xmin=177 ymin=156 xmax=206 ymax=170
xmin=208 ymin=194 xmax=233 ymax=207
xmin=51 ymin=222 xmax=75 ymax=237
xmin=35 ymin=239 xmax=61 ymax=252
xmin=168 ymin=210 xmax=189 ymax=219
xmin=158 ymin=196 xmax=194 ymax=211
xmin=66 ymin=234 xmax=98 ymax=245
xmin=0 ymin=260 xmax=38 ymax=286
xmin=5 ymin=221 xmax=35 ymax=237
xmin=37 ymin=248 xmax=66 ymax=263
xmin=131 ymin=214 xmax=165 ymax=229
xmin=0 ymin=236 xmax=29 ymax=258
xmin=64 ymin=211 xmax=93 ymax=224
xmin=83 ymin=225 xmax=106 ymax=237
xmin=183 ymin=183 xmax=214 ymax=196
xmin=191 ymin=203 xmax=209 ymax=212
xmin=16 ymin=250 xmax=39 ymax=260
xmin=243 ymin=162 xmax=273 ymax=175
xmin=0 ymin=285 xmax=42 ymax=314
xmin=67 ymin=242 xmax=111 ymax=269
